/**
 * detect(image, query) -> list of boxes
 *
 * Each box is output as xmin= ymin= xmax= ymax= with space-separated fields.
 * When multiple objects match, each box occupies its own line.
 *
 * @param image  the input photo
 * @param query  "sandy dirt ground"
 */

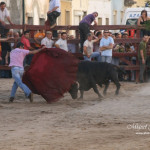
xmin=0 ymin=79 xmax=150 ymax=150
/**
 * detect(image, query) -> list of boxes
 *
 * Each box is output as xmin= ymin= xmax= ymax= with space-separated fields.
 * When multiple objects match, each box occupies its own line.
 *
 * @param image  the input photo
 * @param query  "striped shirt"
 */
xmin=49 ymin=0 xmax=61 ymax=12
xmin=9 ymin=48 xmax=29 ymax=68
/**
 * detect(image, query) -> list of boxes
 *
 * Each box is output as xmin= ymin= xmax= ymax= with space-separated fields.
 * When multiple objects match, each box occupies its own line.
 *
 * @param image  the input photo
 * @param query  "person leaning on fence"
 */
xmin=100 ymin=30 xmax=114 ymax=63
xmin=138 ymin=35 xmax=149 ymax=83
xmin=41 ymin=31 xmax=54 ymax=48
xmin=55 ymin=32 xmax=68 ymax=52
xmin=0 ymin=2 xmax=14 ymax=37
xmin=79 ymin=12 xmax=98 ymax=53
xmin=9 ymin=42 xmax=46 ymax=103
xmin=137 ymin=10 xmax=150 ymax=38
xmin=83 ymin=33 xmax=101 ymax=61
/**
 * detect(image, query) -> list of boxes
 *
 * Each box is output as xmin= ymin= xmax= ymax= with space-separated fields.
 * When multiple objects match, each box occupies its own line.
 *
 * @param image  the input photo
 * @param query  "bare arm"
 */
xmin=93 ymin=38 xmax=100 ymax=43
xmin=28 ymin=47 xmax=46 ymax=55
xmin=83 ymin=46 xmax=90 ymax=57
xmin=100 ymin=43 xmax=113 ymax=51
xmin=137 ymin=17 xmax=142 ymax=26
xmin=6 ymin=16 xmax=13 ymax=25
xmin=0 ymin=37 xmax=13 ymax=42
xmin=5 ymin=52 xmax=10 ymax=65
xmin=93 ymin=20 xmax=97 ymax=26
xmin=55 ymin=44 xmax=60 ymax=49
xmin=140 ymin=49 xmax=145 ymax=64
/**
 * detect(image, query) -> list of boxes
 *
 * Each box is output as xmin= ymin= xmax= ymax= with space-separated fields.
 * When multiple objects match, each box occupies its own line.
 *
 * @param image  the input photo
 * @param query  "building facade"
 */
xmin=111 ymin=0 xmax=126 ymax=25
xmin=132 ymin=0 xmax=145 ymax=8
xmin=88 ymin=0 xmax=111 ymax=25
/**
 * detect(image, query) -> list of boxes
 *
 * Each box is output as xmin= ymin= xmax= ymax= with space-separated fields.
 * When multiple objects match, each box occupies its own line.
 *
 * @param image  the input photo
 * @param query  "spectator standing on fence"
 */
xmin=47 ymin=0 xmax=61 ymax=38
xmin=0 ymin=2 xmax=13 ymax=37
xmin=9 ymin=42 xmax=46 ymax=103
xmin=47 ymin=0 xmax=61 ymax=28
xmin=21 ymin=31 xmax=34 ymax=66
xmin=79 ymin=12 xmax=98 ymax=53
xmin=100 ymin=30 xmax=114 ymax=63
xmin=83 ymin=33 xmax=101 ymax=61
xmin=138 ymin=10 xmax=150 ymax=37
xmin=138 ymin=35 xmax=149 ymax=83
xmin=55 ymin=32 xmax=68 ymax=52
xmin=34 ymin=30 xmax=45 ymax=49
xmin=41 ymin=31 xmax=54 ymax=48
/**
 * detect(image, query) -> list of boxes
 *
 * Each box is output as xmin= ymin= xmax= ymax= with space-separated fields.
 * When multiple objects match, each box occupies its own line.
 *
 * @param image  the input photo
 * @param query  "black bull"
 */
xmin=69 ymin=61 xmax=125 ymax=99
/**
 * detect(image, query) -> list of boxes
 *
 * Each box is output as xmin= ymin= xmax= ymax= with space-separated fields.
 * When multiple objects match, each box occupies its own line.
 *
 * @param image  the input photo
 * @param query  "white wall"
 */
xmin=88 ymin=0 xmax=111 ymax=25
xmin=111 ymin=0 xmax=125 ymax=25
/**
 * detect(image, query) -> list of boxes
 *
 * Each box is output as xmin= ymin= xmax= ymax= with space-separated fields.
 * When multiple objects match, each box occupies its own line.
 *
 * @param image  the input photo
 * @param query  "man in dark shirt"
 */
xmin=79 ymin=12 xmax=98 ymax=53
xmin=138 ymin=35 xmax=149 ymax=83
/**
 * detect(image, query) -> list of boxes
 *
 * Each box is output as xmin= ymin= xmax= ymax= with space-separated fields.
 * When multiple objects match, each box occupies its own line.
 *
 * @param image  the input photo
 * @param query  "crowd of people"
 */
xmin=0 ymin=0 xmax=149 ymax=102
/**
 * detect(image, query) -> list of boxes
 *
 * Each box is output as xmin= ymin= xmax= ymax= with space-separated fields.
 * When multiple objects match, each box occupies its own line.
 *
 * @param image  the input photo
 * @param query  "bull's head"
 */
xmin=68 ymin=83 xmax=78 ymax=99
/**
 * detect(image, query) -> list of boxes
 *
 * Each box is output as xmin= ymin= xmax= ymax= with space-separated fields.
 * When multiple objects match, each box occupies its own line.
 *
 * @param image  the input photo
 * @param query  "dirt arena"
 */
xmin=0 ymin=79 xmax=150 ymax=150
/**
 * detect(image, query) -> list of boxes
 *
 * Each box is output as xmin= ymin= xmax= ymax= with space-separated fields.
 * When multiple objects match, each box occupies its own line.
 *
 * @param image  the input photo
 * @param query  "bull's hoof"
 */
xmin=103 ymin=91 xmax=107 ymax=96
xmin=115 ymin=92 xmax=119 ymax=95
xmin=78 ymin=97 xmax=83 ymax=100
xmin=98 ymin=96 xmax=104 ymax=101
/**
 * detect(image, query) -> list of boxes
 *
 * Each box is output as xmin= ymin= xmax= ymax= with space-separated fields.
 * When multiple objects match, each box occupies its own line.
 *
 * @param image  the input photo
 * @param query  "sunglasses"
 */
xmin=104 ymin=32 xmax=109 ymax=33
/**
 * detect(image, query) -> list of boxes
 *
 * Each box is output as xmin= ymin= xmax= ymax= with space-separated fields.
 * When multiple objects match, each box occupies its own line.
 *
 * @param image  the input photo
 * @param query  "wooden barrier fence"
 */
xmin=0 ymin=24 xmax=150 ymax=82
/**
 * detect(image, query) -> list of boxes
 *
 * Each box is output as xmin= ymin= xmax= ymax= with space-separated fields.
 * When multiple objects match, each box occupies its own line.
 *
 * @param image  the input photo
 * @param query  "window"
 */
xmin=98 ymin=18 xmax=102 ymax=25
xmin=28 ymin=17 xmax=33 ymax=25
xmin=40 ymin=18 xmax=45 ymax=25
xmin=113 ymin=10 xmax=117 ymax=25
xmin=83 ymin=11 xmax=87 ymax=18
xmin=65 ymin=11 xmax=70 ymax=25
xmin=106 ymin=18 xmax=109 ymax=25
xmin=121 ymin=11 xmax=124 ymax=23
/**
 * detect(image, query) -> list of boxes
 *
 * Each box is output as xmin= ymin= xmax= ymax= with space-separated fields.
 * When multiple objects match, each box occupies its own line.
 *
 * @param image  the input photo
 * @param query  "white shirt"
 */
xmin=83 ymin=40 xmax=94 ymax=55
xmin=0 ymin=8 xmax=9 ymax=22
xmin=49 ymin=0 xmax=61 ymax=13
xmin=55 ymin=38 xmax=68 ymax=52
xmin=100 ymin=36 xmax=114 ymax=56
xmin=41 ymin=37 xmax=54 ymax=48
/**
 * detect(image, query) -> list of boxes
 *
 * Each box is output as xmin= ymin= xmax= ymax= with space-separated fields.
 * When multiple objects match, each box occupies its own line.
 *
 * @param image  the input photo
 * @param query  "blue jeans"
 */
xmin=84 ymin=52 xmax=101 ymax=61
xmin=10 ymin=67 xmax=31 ymax=98
xmin=101 ymin=56 xmax=112 ymax=63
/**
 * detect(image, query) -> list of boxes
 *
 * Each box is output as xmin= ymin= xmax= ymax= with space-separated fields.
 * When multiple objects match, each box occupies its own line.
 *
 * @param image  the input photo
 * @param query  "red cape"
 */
xmin=22 ymin=48 xmax=79 ymax=103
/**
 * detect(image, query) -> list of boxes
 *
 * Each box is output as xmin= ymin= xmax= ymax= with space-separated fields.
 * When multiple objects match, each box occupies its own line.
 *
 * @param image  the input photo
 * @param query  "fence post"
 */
xmin=135 ymin=29 xmax=140 ymax=83
xmin=75 ymin=29 xmax=80 ymax=53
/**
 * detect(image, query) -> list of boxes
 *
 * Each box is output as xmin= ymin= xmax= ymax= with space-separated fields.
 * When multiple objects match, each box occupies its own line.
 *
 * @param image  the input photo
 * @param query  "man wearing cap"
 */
xmin=41 ymin=31 xmax=54 ymax=48
xmin=79 ymin=12 xmax=98 ymax=53
xmin=83 ymin=33 xmax=101 ymax=61
xmin=100 ymin=30 xmax=114 ymax=63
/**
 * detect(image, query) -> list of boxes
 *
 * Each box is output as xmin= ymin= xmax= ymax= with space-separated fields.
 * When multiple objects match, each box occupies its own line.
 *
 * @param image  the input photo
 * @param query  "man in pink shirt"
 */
xmin=21 ymin=31 xmax=34 ymax=66
xmin=9 ymin=42 xmax=45 ymax=103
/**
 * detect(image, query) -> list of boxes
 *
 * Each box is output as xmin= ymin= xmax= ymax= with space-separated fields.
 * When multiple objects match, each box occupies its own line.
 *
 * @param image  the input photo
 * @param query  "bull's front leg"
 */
xmin=92 ymin=85 xmax=103 ymax=100
xmin=78 ymin=90 xmax=84 ymax=100
xmin=103 ymin=80 xmax=110 ymax=95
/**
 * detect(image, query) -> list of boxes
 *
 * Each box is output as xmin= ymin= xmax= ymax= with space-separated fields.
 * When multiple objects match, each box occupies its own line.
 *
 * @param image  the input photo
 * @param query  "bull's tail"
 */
xmin=113 ymin=65 xmax=127 ymax=81
xmin=113 ymin=65 xmax=126 ymax=75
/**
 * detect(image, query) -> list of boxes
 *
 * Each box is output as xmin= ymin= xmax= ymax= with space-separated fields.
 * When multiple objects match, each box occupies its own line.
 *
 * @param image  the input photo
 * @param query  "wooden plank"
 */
xmin=4 ymin=24 xmax=144 ymax=31
xmin=0 ymin=65 xmax=11 ymax=70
